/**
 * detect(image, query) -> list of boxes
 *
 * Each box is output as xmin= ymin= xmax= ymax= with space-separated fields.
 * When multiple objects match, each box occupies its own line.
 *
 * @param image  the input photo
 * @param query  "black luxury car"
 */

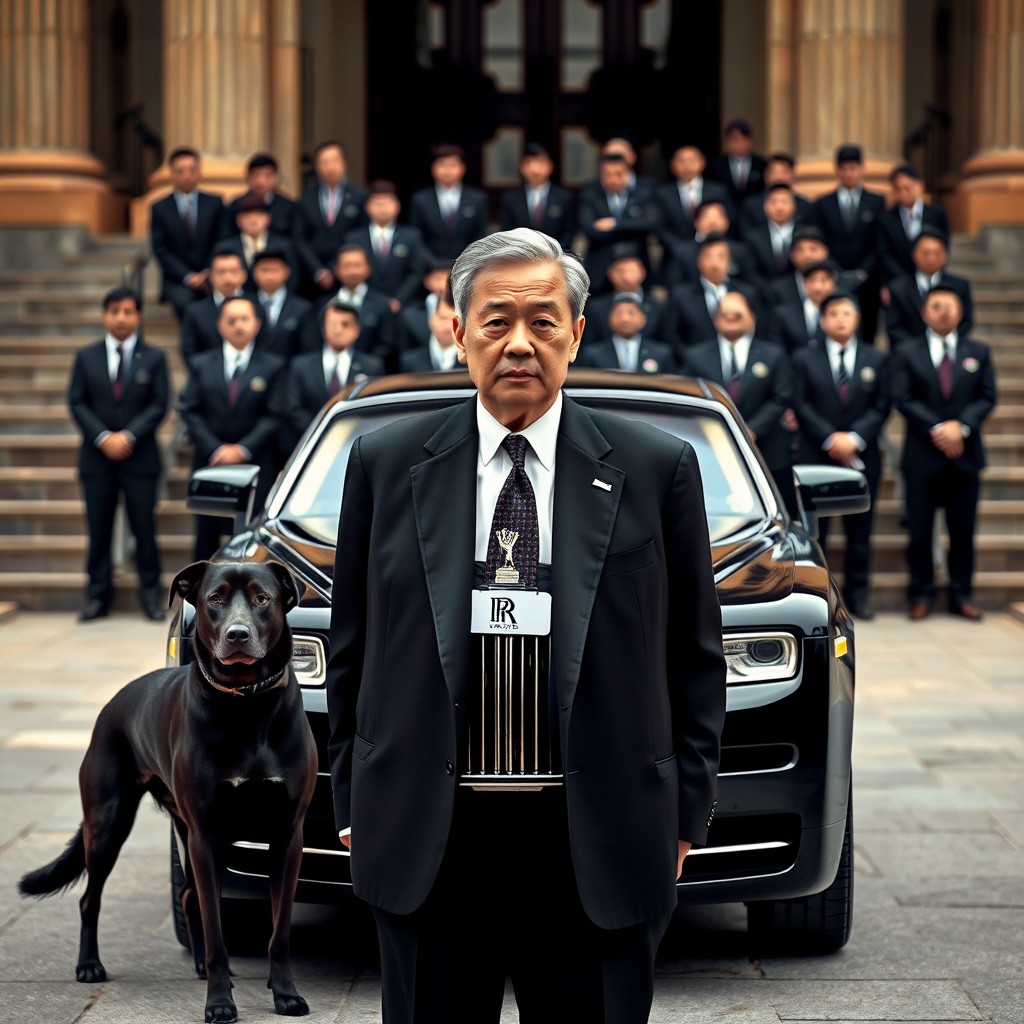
xmin=167 ymin=368 xmax=868 ymax=954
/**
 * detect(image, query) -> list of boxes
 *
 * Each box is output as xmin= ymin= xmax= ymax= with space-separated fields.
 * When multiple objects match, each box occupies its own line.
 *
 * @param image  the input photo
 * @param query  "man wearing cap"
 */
xmin=885 ymin=227 xmax=974 ymax=345
xmin=812 ymin=145 xmax=886 ymax=343
xmin=179 ymin=242 xmax=248 ymax=368
xmin=705 ymin=118 xmax=767 ymax=207
xmin=739 ymin=153 xmax=813 ymax=230
xmin=224 ymin=152 xmax=297 ymax=238
xmin=500 ymin=143 xmax=577 ymax=252
xmin=409 ymin=144 xmax=490 ymax=263
xmin=227 ymin=193 xmax=296 ymax=294
xmin=769 ymin=259 xmax=839 ymax=352
xmin=877 ymin=164 xmax=950 ymax=289
xmin=582 ymin=245 xmax=669 ymax=344
xmin=890 ymin=285 xmax=996 ymax=621
xmin=252 ymin=247 xmax=312 ymax=360
xmin=792 ymin=291 xmax=891 ymax=619
xmin=575 ymin=293 xmax=678 ymax=374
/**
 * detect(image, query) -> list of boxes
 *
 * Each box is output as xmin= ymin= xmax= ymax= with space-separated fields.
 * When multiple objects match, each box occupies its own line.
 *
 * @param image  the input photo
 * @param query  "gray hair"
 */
xmin=450 ymin=228 xmax=590 ymax=322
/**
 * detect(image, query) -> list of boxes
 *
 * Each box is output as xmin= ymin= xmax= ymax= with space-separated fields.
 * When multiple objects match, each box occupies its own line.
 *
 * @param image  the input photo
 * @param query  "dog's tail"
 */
xmin=18 ymin=826 xmax=86 ymax=897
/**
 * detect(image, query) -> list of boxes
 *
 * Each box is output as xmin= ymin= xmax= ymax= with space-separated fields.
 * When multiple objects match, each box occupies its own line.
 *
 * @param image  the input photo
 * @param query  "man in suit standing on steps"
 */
xmin=67 ymin=287 xmax=169 ymax=623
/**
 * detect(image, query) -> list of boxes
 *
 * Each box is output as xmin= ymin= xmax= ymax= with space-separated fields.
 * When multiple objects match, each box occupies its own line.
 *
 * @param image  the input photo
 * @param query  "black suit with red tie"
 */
xmin=499 ymin=184 xmax=577 ymax=252
xmin=408 ymin=185 xmax=490 ymax=263
xmin=292 ymin=182 xmax=370 ymax=296
xmin=150 ymin=191 xmax=224 ymax=320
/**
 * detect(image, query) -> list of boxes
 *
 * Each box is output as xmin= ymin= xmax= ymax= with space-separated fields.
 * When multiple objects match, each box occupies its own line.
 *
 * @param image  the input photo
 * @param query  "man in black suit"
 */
xmin=149 ymin=146 xmax=224 ymax=321
xmin=766 ymin=224 xmax=831 ymax=310
xmin=345 ymin=179 xmax=427 ymax=315
xmin=292 ymin=140 xmax=369 ymax=298
xmin=682 ymin=289 xmax=797 ymax=517
xmin=662 ymin=199 xmax=756 ymax=291
xmin=223 ymin=151 xmax=297 ymax=239
xmin=67 ymin=287 xmax=169 ymax=622
xmin=890 ymin=286 xmax=997 ymax=621
xmin=582 ymin=244 xmax=669 ymax=344
xmin=179 ymin=296 xmax=287 ymax=560
xmin=252 ymin=247 xmax=312 ymax=360
xmin=179 ymin=243 xmax=247 ymax=367
xmin=885 ymin=227 xmax=974 ymax=345
xmin=768 ymin=258 xmax=838 ymax=353
xmin=499 ymin=143 xmax=577 ymax=252
xmin=408 ymin=143 xmax=490 ymax=264
xmin=812 ymin=144 xmax=886 ymax=344
xmin=326 ymin=227 xmax=725 ymax=1022
xmin=705 ymin=118 xmax=767 ymax=209
xmin=397 ymin=292 xmax=462 ymax=373
xmin=739 ymin=152 xmax=814 ymax=230
xmin=227 ymin=193 xmax=296 ymax=294
xmin=394 ymin=257 xmax=454 ymax=356
xmin=574 ymin=292 xmax=678 ymax=374
xmin=743 ymin=183 xmax=804 ymax=283
xmin=877 ymin=163 xmax=950 ymax=289
xmin=792 ymin=291 xmax=891 ymax=619
xmin=283 ymin=301 xmax=386 ymax=454
xmin=577 ymin=152 xmax=662 ymax=294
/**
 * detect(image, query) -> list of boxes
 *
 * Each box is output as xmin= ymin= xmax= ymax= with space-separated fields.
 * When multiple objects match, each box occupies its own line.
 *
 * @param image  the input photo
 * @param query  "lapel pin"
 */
xmin=592 ymin=478 xmax=612 ymax=492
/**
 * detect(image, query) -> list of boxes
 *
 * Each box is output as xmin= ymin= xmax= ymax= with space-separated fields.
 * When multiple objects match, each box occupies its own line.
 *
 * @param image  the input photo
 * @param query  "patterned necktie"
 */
xmin=836 ymin=348 xmax=851 ymax=405
xmin=484 ymin=435 xmax=539 ymax=589
xmin=377 ymin=228 xmax=389 ymax=261
xmin=325 ymin=189 xmax=338 ymax=226
xmin=329 ymin=356 xmax=343 ymax=396
xmin=939 ymin=342 xmax=954 ymax=401
xmin=227 ymin=359 xmax=244 ymax=408
xmin=530 ymin=193 xmax=543 ymax=227
xmin=443 ymin=195 xmax=457 ymax=232
xmin=726 ymin=346 xmax=742 ymax=402
xmin=112 ymin=344 xmax=125 ymax=401
xmin=182 ymin=196 xmax=195 ymax=237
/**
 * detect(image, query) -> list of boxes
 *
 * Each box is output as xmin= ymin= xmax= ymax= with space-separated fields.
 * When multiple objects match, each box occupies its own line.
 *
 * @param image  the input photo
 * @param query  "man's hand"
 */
xmin=781 ymin=408 xmax=799 ymax=432
xmin=828 ymin=432 xmax=860 ymax=467
xmin=210 ymin=444 xmax=248 ymax=466
xmin=99 ymin=432 xmax=134 ymax=461
xmin=315 ymin=269 xmax=335 ymax=290
xmin=676 ymin=840 xmax=691 ymax=880
xmin=388 ymin=297 xmax=402 ymax=314
xmin=185 ymin=270 xmax=208 ymax=290
xmin=339 ymin=834 xmax=351 ymax=850
xmin=592 ymin=217 xmax=616 ymax=232
xmin=880 ymin=285 xmax=891 ymax=307
xmin=931 ymin=420 xmax=965 ymax=459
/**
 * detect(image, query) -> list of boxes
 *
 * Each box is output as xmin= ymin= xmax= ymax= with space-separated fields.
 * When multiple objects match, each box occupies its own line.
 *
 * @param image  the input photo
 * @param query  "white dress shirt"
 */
xmin=258 ymin=287 xmax=286 ymax=328
xmin=611 ymin=335 xmax=642 ymax=371
xmin=373 ymin=224 xmax=394 ymax=256
xmin=823 ymin=336 xmax=866 ymax=457
xmin=335 ymin=282 xmax=368 ymax=308
xmin=718 ymin=334 xmax=751 ymax=379
xmin=678 ymin=176 xmax=703 ymax=213
xmin=436 ymin=186 xmax=462 ymax=218
xmin=926 ymin=329 xmax=970 ymax=436
xmin=475 ymin=392 xmax=561 ymax=564
xmin=901 ymin=199 xmax=923 ymax=239
xmin=428 ymin=336 xmax=460 ymax=371
xmin=803 ymin=297 xmax=820 ymax=338
xmin=526 ymin=184 xmax=549 ymax=216
xmin=769 ymin=220 xmax=794 ymax=257
xmin=95 ymin=333 xmax=140 ymax=447
xmin=916 ymin=270 xmax=942 ymax=297
xmin=323 ymin=346 xmax=353 ymax=389
xmin=222 ymin=340 xmax=253 ymax=381
xmin=701 ymin=277 xmax=728 ymax=316
xmin=241 ymin=230 xmax=267 ymax=267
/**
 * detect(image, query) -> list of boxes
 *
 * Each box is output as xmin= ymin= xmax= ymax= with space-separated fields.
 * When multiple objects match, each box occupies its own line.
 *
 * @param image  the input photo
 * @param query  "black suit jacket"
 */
xmin=885 ymin=271 xmax=974 ymax=345
xmin=577 ymin=179 xmax=662 ymax=289
xmin=683 ymin=338 xmax=793 ymax=470
xmin=67 ymin=338 xmax=169 ymax=477
xmin=876 ymin=202 xmax=950 ymax=284
xmin=397 ymin=347 xmax=463 ymax=373
xmin=408 ymin=185 xmax=490 ymax=263
xmin=743 ymin=221 xmax=802 ymax=281
xmin=499 ymin=184 xmax=577 ymax=252
xmin=344 ymin=224 xmax=427 ymax=308
xmin=574 ymin=337 xmax=679 ymax=374
xmin=180 ymin=296 xmax=228 ymax=367
xmin=582 ymin=291 xmax=670 ymax=344
xmin=661 ymin=236 xmax=759 ymax=295
xmin=890 ymin=335 xmax=996 ymax=476
xmin=665 ymin=280 xmax=758 ymax=351
xmin=326 ymin=395 xmax=726 ymax=925
xmin=791 ymin=342 xmax=891 ymax=479
xmin=767 ymin=302 xmax=826 ymax=353
xmin=705 ymin=152 xmax=768 ymax=206
xmin=150 ymin=191 xmax=224 ymax=302
xmin=812 ymin=189 xmax=886 ymax=279
xmin=654 ymin=179 xmax=733 ymax=288
xmin=223 ymin=190 xmax=297 ymax=238
xmin=292 ymin=182 xmax=370 ymax=282
xmin=256 ymin=292 xmax=313 ymax=359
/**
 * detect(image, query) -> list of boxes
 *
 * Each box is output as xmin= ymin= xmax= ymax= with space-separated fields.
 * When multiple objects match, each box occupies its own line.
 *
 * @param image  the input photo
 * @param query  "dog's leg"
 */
xmin=173 ymin=819 xmax=207 ymax=978
xmin=265 ymin=822 xmax=309 ymax=1016
xmin=188 ymin=832 xmax=237 ymax=1024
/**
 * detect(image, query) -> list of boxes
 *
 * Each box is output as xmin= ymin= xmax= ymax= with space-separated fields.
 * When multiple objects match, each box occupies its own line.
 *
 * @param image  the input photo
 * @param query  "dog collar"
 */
xmin=197 ymin=657 xmax=287 ymax=697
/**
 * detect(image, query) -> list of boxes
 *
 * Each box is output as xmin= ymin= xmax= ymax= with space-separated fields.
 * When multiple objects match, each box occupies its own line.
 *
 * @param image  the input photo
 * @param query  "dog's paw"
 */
xmin=273 ymin=992 xmax=309 ymax=1016
xmin=193 ymin=957 xmax=207 ymax=979
xmin=204 ymin=999 xmax=238 ymax=1023
xmin=76 ymin=960 xmax=107 ymax=983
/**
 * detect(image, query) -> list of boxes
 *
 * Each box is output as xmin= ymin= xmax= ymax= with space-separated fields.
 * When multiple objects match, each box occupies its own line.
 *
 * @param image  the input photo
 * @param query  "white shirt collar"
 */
xmin=718 ymin=334 xmax=751 ymax=374
xmin=336 ymin=282 xmax=367 ymax=303
xmin=258 ymin=287 xmax=286 ymax=307
xmin=429 ymin=335 xmax=459 ymax=370
xmin=105 ymin=332 xmax=137 ymax=356
xmin=917 ymin=270 xmax=942 ymax=292
xmin=323 ymin=345 xmax=353 ymax=380
xmin=825 ymin=335 xmax=857 ymax=365
xmin=222 ymin=340 xmax=253 ymax=372
xmin=477 ymin=390 xmax=562 ymax=472
xmin=926 ymin=328 xmax=957 ymax=365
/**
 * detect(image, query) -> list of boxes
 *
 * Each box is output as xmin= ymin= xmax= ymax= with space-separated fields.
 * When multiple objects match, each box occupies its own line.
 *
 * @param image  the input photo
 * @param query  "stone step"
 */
xmin=823 ymin=533 xmax=1024 ymax=574
xmin=0 ymin=466 xmax=190 ymax=501
xmin=0 ymin=498 xmax=193 ymax=535
xmin=0 ymin=434 xmax=191 ymax=469
xmin=0 ymin=269 xmax=151 ymax=294
xmin=0 ymin=533 xmax=192 ymax=574
xmin=0 ymin=334 xmax=181 ymax=357
xmin=873 ymin=499 xmax=1024 ymax=534
xmin=0 ymin=571 xmax=181 ymax=613
xmin=973 ymin=310 xmax=1024 ymax=330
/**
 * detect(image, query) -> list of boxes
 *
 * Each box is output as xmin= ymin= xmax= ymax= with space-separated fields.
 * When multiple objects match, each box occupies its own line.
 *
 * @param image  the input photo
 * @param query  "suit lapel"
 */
xmin=814 ymin=344 xmax=844 ymax=416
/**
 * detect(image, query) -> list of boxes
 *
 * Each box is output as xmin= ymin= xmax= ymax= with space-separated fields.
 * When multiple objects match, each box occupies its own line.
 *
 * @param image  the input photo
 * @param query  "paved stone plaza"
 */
xmin=0 ymin=610 xmax=1021 ymax=1023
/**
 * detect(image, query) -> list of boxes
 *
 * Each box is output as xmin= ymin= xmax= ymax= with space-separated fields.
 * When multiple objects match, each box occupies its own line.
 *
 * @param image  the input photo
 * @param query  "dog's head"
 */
xmin=170 ymin=560 xmax=301 ymax=692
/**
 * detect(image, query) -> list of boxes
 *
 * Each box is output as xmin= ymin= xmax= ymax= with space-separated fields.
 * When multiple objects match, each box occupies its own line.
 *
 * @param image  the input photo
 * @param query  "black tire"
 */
xmin=746 ymin=784 xmax=854 ymax=955
xmin=170 ymin=826 xmax=191 ymax=949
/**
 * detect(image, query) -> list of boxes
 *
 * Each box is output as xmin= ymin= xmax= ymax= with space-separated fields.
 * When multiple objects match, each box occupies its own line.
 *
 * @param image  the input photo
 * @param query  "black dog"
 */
xmin=19 ymin=560 xmax=318 ymax=1023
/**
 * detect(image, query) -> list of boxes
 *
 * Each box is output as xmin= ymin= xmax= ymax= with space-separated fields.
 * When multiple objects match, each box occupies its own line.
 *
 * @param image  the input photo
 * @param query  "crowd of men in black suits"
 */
xmin=68 ymin=121 xmax=995 ymax=624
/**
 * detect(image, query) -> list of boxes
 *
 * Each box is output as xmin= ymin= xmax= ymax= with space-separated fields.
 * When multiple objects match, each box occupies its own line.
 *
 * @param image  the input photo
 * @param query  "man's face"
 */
xmin=697 ymin=242 xmax=731 ymax=285
xmin=236 ymin=210 xmax=270 ymax=239
xmin=804 ymin=270 xmax=838 ymax=307
xmin=248 ymin=165 xmax=278 ymax=197
xmin=366 ymin=193 xmax=400 ymax=226
xmin=102 ymin=298 xmax=141 ymax=341
xmin=315 ymin=146 xmax=346 ymax=186
xmin=608 ymin=301 xmax=646 ymax=339
xmin=322 ymin=308 xmax=360 ymax=351
xmin=764 ymin=190 xmax=796 ymax=225
xmin=764 ymin=160 xmax=795 ymax=187
xmin=922 ymin=292 xmax=962 ymax=336
xmin=670 ymin=146 xmax=704 ymax=182
xmin=820 ymin=299 xmax=859 ymax=343
xmin=836 ymin=160 xmax=863 ymax=190
xmin=791 ymin=238 xmax=828 ymax=270
xmin=454 ymin=260 xmax=583 ymax=431
xmin=724 ymin=129 xmax=752 ymax=158
xmin=892 ymin=172 xmax=922 ymax=208
xmin=914 ymin=237 xmax=947 ymax=276
xmin=694 ymin=203 xmax=728 ymax=236
xmin=424 ymin=268 xmax=450 ymax=296
xmin=599 ymin=162 xmax=629 ymax=194
xmin=429 ymin=301 xmax=457 ymax=349
xmin=169 ymin=155 xmax=199 ymax=193
xmin=210 ymin=256 xmax=246 ymax=297
xmin=335 ymin=251 xmax=370 ymax=289
xmin=253 ymin=258 xmax=290 ymax=295
xmin=713 ymin=294 xmax=755 ymax=340
xmin=219 ymin=299 xmax=260 ymax=349
xmin=520 ymin=155 xmax=553 ymax=189
xmin=432 ymin=155 xmax=465 ymax=188
xmin=607 ymin=257 xmax=644 ymax=293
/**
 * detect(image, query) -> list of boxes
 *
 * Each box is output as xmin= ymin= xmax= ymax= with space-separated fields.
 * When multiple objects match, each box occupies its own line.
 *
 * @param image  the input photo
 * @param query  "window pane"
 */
xmin=562 ymin=0 xmax=600 ymax=91
xmin=484 ymin=0 xmax=523 ymax=90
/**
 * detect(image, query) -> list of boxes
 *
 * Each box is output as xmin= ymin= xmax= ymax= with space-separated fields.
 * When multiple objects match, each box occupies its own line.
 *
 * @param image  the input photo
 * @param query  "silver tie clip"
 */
xmin=592 ymin=478 xmax=612 ymax=492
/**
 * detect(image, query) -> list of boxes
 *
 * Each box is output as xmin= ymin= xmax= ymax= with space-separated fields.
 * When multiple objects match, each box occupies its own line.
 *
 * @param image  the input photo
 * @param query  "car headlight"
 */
xmin=291 ymin=634 xmax=326 ymax=687
xmin=723 ymin=632 xmax=799 ymax=684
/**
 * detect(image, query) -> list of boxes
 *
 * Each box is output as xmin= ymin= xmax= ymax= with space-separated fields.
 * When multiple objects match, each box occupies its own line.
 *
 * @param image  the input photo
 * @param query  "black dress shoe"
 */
xmin=950 ymin=602 xmax=984 ymax=621
xmin=847 ymin=603 xmax=875 ymax=621
xmin=141 ymin=604 xmax=166 ymax=622
xmin=78 ymin=601 xmax=109 ymax=622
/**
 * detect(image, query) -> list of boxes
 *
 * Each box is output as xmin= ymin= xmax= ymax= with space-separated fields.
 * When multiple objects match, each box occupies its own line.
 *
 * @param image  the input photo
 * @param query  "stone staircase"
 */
xmin=0 ymin=227 xmax=1022 ymax=614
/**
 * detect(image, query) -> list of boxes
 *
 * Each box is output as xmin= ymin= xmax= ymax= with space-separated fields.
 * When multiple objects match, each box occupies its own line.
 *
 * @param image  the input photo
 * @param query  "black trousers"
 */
xmin=81 ymin=471 xmax=161 ymax=607
xmin=818 ymin=466 xmax=879 ymax=606
xmin=904 ymin=465 xmax=980 ymax=606
xmin=371 ymin=787 xmax=671 ymax=1024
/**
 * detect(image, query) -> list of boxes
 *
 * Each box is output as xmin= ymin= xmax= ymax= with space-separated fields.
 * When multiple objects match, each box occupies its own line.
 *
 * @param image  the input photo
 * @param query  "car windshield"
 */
xmin=274 ymin=394 xmax=769 ymax=548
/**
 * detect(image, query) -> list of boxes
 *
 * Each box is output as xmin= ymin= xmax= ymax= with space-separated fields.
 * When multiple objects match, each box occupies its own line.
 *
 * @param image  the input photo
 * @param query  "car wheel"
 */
xmin=746 ymin=783 xmax=854 ymax=955
xmin=170 ymin=827 xmax=191 ymax=950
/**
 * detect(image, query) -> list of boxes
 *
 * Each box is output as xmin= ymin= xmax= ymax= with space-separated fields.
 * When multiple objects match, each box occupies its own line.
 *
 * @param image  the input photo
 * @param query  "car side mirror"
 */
xmin=187 ymin=465 xmax=261 ymax=537
xmin=792 ymin=465 xmax=870 ymax=537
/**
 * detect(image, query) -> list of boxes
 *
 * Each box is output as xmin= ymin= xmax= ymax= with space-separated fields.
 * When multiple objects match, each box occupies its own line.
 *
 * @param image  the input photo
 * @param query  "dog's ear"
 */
xmin=169 ymin=561 xmax=209 ymax=608
xmin=267 ymin=561 xmax=302 ymax=613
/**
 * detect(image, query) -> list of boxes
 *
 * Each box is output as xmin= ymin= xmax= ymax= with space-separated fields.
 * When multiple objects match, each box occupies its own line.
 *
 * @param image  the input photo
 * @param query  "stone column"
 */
xmin=783 ymin=0 xmax=906 ymax=197
xmin=948 ymin=0 xmax=1024 ymax=233
xmin=0 ymin=0 xmax=122 ymax=233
